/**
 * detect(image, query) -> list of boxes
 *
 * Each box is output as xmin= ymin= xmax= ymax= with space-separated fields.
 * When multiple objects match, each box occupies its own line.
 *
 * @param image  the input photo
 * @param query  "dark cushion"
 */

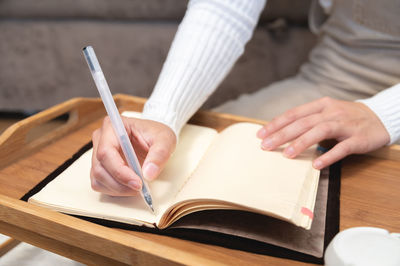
xmin=0 ymin=0 xmax=315 ymax=111
xmin=0 ymin=21 xmax=316 ymax=111
xmin=0 ymin=0 xmax=311 ymax=23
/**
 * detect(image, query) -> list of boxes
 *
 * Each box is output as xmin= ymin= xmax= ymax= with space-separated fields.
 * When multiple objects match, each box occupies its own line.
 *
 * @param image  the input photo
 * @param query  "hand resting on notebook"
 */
xmin=91 ymin=116 xmax=176 ymax=196
xmin=256 ymin=97 xmax=390 ymax=170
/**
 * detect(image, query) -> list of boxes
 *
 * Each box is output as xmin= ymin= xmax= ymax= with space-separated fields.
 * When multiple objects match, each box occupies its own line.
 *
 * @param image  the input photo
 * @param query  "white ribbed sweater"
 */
xmin=142 ymin=0 xmax=400 ymax=144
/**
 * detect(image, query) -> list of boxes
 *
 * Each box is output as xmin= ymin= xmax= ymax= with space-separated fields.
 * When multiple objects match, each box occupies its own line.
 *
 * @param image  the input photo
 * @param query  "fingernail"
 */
xmin=143 ymin=162 xmax=159 ymax=181
xmin=261 ymin=138 xmax=274 ymax=150
xmin=127 ymin=180 xmax=141 ymax=190
xmin=284 ymin=146 xmax=295 ymax=158
xmin=313 ymin=160 xmax=323 ymax=169
xmin=257 ymin=128 xmax=267 ymax=139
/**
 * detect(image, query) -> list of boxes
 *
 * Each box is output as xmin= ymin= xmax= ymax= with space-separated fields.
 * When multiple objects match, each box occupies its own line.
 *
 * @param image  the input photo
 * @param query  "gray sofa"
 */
xmin=0 ymin=0 xmax=316 ymax=112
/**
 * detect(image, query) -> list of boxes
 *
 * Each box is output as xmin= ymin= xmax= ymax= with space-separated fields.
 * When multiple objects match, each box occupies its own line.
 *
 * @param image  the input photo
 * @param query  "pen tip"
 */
xmin=150 ymin=204 xmax=155 ymax=213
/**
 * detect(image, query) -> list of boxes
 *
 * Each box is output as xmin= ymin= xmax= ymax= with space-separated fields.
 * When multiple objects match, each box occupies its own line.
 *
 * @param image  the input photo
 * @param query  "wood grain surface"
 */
xmin=0 ymin=94 xmax=399 ymax=265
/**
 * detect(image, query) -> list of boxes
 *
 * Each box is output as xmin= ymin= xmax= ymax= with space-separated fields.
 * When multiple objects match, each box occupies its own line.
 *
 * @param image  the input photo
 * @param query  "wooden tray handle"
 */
xmin=0 ymin=97 xmax=105 ymax=168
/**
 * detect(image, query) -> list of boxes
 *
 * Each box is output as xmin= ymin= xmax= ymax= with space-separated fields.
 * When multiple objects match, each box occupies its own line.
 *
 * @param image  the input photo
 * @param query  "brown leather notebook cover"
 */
xmin=22 ymin=142 xmax=340 ymax=264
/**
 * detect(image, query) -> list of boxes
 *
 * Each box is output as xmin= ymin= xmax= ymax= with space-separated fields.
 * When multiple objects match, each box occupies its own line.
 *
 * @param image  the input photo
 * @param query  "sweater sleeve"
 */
xmin=357 ymin=84 xmax=400 ymax=145
xmin=141 ymin=0 xmax=266 ymax=136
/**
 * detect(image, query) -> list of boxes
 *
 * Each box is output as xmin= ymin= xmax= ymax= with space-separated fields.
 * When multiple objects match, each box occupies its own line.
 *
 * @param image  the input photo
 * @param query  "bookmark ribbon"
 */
xmin=301 ymin=207 xmax=314 ymax=220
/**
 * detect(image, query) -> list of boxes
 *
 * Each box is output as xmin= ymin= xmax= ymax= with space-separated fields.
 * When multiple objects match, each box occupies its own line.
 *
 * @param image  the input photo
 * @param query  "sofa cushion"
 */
xmin=0 ymin=20 xmax=315 ymax=111
xmin=0 ymin=0 xmax=311 ymax=23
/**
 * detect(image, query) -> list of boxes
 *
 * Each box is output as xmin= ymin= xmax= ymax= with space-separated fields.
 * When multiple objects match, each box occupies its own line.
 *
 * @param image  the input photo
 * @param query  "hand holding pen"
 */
xmin=83 ymin=46 xmax=177 ymax=211
xmin=84 ymin=46 xmax=158 ymax=212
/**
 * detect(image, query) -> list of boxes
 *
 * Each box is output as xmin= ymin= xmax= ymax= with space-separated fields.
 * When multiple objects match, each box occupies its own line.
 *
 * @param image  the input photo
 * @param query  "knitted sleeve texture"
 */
xmin=142 ymin=0 xmax=266 ymax=136
xmin=357 ymin=84 xmax=400 ymax=145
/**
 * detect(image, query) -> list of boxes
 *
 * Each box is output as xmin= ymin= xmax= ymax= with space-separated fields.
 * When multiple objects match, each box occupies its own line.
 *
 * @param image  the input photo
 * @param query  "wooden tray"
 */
xmin=0 ymin=94 xmax=399 ymax=265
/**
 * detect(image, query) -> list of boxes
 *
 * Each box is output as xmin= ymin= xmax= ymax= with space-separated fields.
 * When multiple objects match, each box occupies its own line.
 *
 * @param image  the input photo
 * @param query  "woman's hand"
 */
xmin=91 ymin=117 xmax=176 ymax=196
xmin=256 ymin=97 xmax=390 ymax=169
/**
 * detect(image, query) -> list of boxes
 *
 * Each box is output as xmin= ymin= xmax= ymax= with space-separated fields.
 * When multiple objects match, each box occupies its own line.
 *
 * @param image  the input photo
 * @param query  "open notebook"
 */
xmin=26 ymin=111 xmax=340 ymax=263
xmin=29 ymin=111 xmax=320 ymax=230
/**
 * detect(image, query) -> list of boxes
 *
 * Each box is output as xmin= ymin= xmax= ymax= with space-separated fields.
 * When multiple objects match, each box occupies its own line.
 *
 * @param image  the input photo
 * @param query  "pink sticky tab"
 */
xmin=301 ymin=207 xmax=314 ymax=220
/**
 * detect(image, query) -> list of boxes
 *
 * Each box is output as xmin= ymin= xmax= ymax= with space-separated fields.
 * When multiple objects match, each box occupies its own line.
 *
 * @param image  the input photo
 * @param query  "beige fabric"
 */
xmin=213 ymin=73 xmax=365 ymax=120
xmin=215 ymin=0 xmax=400 ymax=119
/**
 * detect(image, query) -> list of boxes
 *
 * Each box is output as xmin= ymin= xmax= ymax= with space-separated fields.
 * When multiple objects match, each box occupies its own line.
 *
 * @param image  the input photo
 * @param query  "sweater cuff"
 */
xmin=142 ymin=100 xmax=180 ymax=138
xmin=356 ymin=84 xmax=400 ymax=145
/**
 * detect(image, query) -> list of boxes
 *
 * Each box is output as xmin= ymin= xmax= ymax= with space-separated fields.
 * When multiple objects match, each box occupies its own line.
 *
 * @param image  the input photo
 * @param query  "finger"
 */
xmin=90 ymin=178 xmax=108 ymax=193
xmin=97 ymin=142 xmax=142 ymax=190
xmin=92 ymin=127 xmax=100 ymax=144
xmin=100 ymin=117 xmax=121 ymax=148
xmin=261 ymin=113 xmax=322 ymax=150
xmin=92 ymin=128 xmax=140 ymax=195
xmin=142 ymin=140 xmax=175 ymax=181
xmin=312 ymin=138 xmax=357 ymax=169
xmin=90 ymin=161 xmax=138 ymax=196
xmin=91 ymin=129 xmax=106 ymax=192
xmin=96 ymin=118 xmax=142 ymax=190
xmin=91 ymin=178 xmax=138 ymax=197
xmin=257 ymin=98 xmax=327 ymax=139
xmin=282 ymin=121 xmax=341 ymax=158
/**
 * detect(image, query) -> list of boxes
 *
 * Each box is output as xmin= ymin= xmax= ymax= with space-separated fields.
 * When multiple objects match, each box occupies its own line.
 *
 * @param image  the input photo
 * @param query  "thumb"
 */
xmin=142 ymin=132 xmax=176 ymax=181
